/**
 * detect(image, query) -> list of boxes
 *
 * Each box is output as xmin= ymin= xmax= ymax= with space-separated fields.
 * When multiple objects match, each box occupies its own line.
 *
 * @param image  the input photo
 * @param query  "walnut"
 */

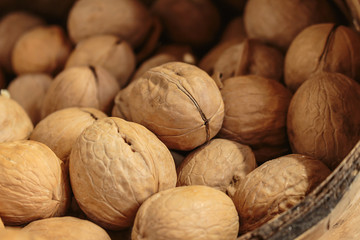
xmin=233 ymin=154 xmax=330 ymax=233
xmin=69 ymin=117 xmax=177 ymax=229
xmin=0 ymin=228 xmax=45 ymax=240
xmin=132 ymin=185 xmax=239 ymax=240
xmin=65 ymin=35 xmax=136 ymax=88
xmin=112 ymin=62 xmax=224 ymax=151
xmin=177 ymin=138 xmax=256 ymax=198
xmin=41 ymin=66 xmax=119 ymax=118
xmin=8 ymin=73 xmax=52 ymax=125
xmin=0 ymin=140 xmax=70 ymax=225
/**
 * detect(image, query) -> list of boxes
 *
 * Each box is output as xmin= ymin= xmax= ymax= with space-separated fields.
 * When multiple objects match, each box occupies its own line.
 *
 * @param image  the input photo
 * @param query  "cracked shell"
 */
xmin=112 ymin=62 xmax=224 ymax=151
xmin=0 ymin=94 xmax=33 ymax=143
xmin=177 ymin=138 xmax=256 ymax=198
xmin=41 ymin=66 xmax=119 ymax=118
xmin=69 ymin=117 xmax=177 ymax=230
xmin=0 ymin=140 xmax=70 ymax=225
xmin=287 ymin=72 xmax=360 ymax=170
xmin=131 ymin=185 xmax=239 ymax=240
xmin=233 ymin=154 xmax=331 ymax=233
xmin=22 ymin=216 xmax=111 ymax=240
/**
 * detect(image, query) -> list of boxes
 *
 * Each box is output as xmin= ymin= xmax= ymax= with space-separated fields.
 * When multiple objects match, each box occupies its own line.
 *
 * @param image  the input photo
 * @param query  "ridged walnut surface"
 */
xmin=69 ymin=117 xmax=177 ymax=230
xmin=132 ymin=185 xmax=239 ymax=240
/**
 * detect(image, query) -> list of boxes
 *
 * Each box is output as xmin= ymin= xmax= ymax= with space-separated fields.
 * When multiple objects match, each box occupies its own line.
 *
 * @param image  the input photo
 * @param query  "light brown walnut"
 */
xmin=69 ymin=117 xmax=177 ymax=230
xmin=233 ymin=154 xmax=331 ymax=233
xmin=177 ymin=138 xmax=256 ymax=198
xmin=132 ymin=185 xmax=239 ymax=240
xmin=0 ymin=228 xmax=45 ymax=240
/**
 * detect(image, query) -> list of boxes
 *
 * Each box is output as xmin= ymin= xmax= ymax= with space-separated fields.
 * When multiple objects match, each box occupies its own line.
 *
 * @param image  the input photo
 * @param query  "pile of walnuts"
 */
xmin=0 ymin=0 xmax=359 ymax=239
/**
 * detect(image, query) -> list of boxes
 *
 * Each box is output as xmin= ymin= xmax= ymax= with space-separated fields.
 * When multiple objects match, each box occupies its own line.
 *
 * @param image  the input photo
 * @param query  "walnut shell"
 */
xmin=30 ymin=107 xmax=107 ymax=171
xmin=0 ymin=94 xmax=33 ymax=143
xmin=287 ymin=72 xmax=360 ymax=170
xmin=65 ymin=35 xmax=136 ymax=88
xmin=22 ymin=216 xmax=111 ymax=240
xmin=233 ymin=154 xmax=330 ymax=233
xmin=11 ymin=25 xmax=72 ymax=75
xmin=0 ymin=140 xmax=70 ymax=225
xmin=112 ymin=62 xmax=224 ymax=151
xmin=41 ymin=66 xmax=119 ymax=118
xmin=284 ymin=23 xmax=360 ymax=92
xmin=132 ymin=185 xmax=239 ymax=240
xmin=244 ymin=0 xmax=338 ymax=51
xmin=69 ymin=117 xmax=177 ymax=229
xmin=152 ymin=0 xmax=220 ymax=48
xmin=8 ymin=74 xmax=52 ymax=125
xmin=0 ymin=11 xmax=44 ymax=73
xmin=213 ymin=39 xmax=284 ymax=81
xmin=219 ymin=75 xmax=292 ymax=163
xmin=177 ymin=138 xmax=256 ymax=198
xmin=0 ymin=228 xmax=45 ymax=240
xmin=67 ymin=0 xmax=152 ymax=48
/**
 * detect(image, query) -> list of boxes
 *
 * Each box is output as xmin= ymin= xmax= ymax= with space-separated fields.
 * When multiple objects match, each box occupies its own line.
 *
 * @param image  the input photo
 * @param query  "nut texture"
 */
xmin=0 ymin=228 xmax=45 ymax=240
xmin=177 ymin=138 xmax=256 ymax=198
xmin=11 ymin=25 xmax=71 ymax=75
xmin=67 ymin=0 xmax=152 ymax=47
xmin=113 ymin=62 xmax=224 ymax=151
xmin=0 ymin=11 xmax=44 ymax=73
xmin=65 ymin=35 xmax=136 ymax=87
xmin=69 ymin=117 xmax=177 ymax=229
xmin=0 ymin=140 xmax=69 ymax=225
xmin=0 ymin=95 xmax=33 ymax=143
xmin=30 ymin=107 xmax=107 ymax=170
xmin=41 ymin=66 xmax=119 ymax=118
xmin=219 ymin=75 xmax=292 ymax=163
xmin=284 ymin=23 xmax=360 ymax=92
xmin=8 ymin=73 xmax=52 ymax=124
xmin=131 ymin=185 xmax=239 ymax=240
xmin=244 ymin=0 xmax=337 ymax=51
xmin=22 ymin=216 xmax=111 ymax=240
xmin=287 ymin=72 xmax=360 ymax=170
xmin=233 ymin=154 xmax=331 ymax=233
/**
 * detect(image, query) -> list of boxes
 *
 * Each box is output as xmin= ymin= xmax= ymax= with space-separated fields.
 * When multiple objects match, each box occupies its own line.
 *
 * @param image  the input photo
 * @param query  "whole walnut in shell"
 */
xmin=132 ymin=185 xmax=239 ymax=240
xmin=0 ymin=94 xmax=33 ymax=143
xmin=213 ymin=39 xmax=284 ymax=81
xmin=0 ymin=140 xmax=70 ymax=225
xmin=152 ymin=0 xmax=220 ymax=48
xmin=41 ymin=66 xmax=119 ymax=118
xmin=284 ymin=23 xmax=360 ymax=92
xmin=30 ymin=107 xmax=107 ymax=171
xmin=0 ymin=228 xmax=45 ymax=240
xmin=11 ymin=25 xmax=72 ymax=75
xmin=8 ymin=73 xmax=52 ymax=124
xmin=67 ymin=0 xmax=152 ymax=48
xmin=287 ymin=72 xmax=360 ymax=170
xmin=69 ymin=117 xmax=177 ymax=229
xmin=0 ymin=11 xmax=44 ymax=73
xmin=233 ymin=154 xmax=330 ymax=233
xmin=22 ymin=216 xmax=111 ymax=240
xmin=112 ymin=62 xmax=224 ymax=151
xmin=177 ymin=138 xmax=256 ymax=198
xmin=65 ymin=35 xmax=136 ymax=87
xmin=219 ymin=75 xmax=292 ymax=163
xmin=244 ymin=0 xmax=337 ymax=51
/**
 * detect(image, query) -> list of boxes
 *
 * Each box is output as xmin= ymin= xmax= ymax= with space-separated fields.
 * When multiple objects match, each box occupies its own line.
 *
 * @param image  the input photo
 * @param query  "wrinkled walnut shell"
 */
xmin=41 ymin=66 xmax=119 ymax=118
xmin=22 ymin=216 xmax=111 ymax=240
xmin=177 ymin=138 xmax=256 ymax=198
xmin=69 ymin=117 xmax=177 ymax=229
xmin=65 ymin=35 xmax=136 ymax=88
xmin=0 ymin=140 xmax=70 ymax=225
xmin=287 ymin=72 xmax=360 ymax=170
xmin=219 ymin=75 xmax=292 ymax=163
xmin=0 ymin=94 xmax=33 ymax=143
xmin=132 ymin=185 xmax=239 ymax=240
xmin=8 ymin=73 xmax=52 ymax=125
xmin=233 ymin=154 xmax=330 ymax=233
xmin=113 ymin=62 xmax=224 ymax=151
